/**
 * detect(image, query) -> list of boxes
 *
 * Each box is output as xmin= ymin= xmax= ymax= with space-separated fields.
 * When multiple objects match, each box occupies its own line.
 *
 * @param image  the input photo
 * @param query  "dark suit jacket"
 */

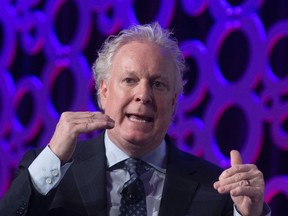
xmin=0 ymin=133 xmax=233 ymax=216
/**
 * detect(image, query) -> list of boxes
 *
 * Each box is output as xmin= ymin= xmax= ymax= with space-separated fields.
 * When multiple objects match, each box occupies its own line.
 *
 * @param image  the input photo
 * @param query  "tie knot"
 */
xmin=124 ymin=158 xmax=149 ymax=178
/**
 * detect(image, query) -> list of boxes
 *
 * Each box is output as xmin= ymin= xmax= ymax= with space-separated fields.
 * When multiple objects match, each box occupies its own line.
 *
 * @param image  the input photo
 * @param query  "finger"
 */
xmin=61 ymin=111 xmax=96 ymax=118
xmin=60 ymin=112 xmax=114 ymax=125
xmin=74 ymin=113 xmax=114 ymax=124
xmin=213 ymin=181 xmax=219 ymax=189
xmin=230 ymin=150 xmax=242 ymax=166
xmin=75 ymin=118 xmax=115 ymax=134
xmin=61 ymin=111 xmax=108 ymax=121
xmin=214 ymin=178 xmax=254 ymax=194
xmin=230 ymin=184 xmax=263 ymax=197
xmin=217 ymin=183 xmax=252 ymax=195
xmin=218 ymin=164 xmax=255 ymax=180
xmin=218 ymin=170 xmax=251 ymax=184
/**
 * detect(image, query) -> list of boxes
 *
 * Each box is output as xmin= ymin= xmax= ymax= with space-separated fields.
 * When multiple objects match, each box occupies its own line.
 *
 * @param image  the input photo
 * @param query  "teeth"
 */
xmin=128 ymin=115 xmax=151 ymax=123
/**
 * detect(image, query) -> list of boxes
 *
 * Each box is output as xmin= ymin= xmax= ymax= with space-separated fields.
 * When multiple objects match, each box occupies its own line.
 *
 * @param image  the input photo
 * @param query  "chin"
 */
xmin=123 ymin=131 xmax=154 ymax=144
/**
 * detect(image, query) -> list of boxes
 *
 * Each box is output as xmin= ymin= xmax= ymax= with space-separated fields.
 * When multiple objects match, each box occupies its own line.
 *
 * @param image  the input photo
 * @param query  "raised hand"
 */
xmin=214 ymin=150 xmax=265 ymax=216
xmin=49 ymin=111 xmax=115 ymax=163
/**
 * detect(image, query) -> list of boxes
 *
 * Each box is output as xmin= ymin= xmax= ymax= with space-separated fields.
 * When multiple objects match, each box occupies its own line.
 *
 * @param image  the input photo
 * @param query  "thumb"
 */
xmin=230 ymin=150 xmax=242 ymax=166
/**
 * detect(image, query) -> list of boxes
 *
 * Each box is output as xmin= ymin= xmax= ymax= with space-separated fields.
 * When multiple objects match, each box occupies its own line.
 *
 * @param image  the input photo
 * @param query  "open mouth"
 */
xmin=126 ymin=114 xmax=154 ymax=123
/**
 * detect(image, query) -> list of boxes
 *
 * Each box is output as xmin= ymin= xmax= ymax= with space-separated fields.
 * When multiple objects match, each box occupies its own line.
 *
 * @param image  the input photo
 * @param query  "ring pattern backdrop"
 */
xmin=1 ymin=0 xmax=288 ymax=214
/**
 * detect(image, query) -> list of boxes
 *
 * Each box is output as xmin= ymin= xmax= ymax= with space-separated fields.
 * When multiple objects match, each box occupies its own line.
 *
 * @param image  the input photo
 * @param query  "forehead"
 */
xmin=111 ymin=41 xmax=175 ymax=74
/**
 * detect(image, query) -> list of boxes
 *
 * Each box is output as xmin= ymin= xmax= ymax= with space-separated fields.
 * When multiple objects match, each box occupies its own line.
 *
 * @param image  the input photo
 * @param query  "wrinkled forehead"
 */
xmin=113 ymin=41 xmax=175 ymax=76
xmin=113 ymin=41 xmax=175 ymax=69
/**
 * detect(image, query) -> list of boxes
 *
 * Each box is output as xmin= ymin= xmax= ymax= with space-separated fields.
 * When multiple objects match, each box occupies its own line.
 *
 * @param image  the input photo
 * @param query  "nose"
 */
xmin=135 ymin=82 xmax=153 ymax=104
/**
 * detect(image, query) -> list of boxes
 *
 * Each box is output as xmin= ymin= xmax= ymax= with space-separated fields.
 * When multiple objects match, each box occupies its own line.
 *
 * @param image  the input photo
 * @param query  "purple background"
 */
xmin=1 ymin=0 xmax=288 ymax=214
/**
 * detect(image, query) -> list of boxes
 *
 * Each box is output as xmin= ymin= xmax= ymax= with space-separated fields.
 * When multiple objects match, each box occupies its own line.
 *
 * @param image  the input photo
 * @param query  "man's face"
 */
xmin=100 ymin=40 xmax=177 ymax=156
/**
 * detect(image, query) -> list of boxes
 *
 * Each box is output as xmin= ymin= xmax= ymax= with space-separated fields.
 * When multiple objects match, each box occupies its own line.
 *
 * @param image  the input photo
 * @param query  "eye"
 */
xmin=154 ymin=81 xmax=164 ymax=87
xmin=123 ymin=77 xmax=135 ymax=84
xmin=153 ymin=80 xmax=167 ymax=91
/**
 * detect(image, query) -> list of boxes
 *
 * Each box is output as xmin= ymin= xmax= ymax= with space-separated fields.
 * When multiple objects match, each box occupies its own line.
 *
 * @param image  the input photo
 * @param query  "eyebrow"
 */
xmin=150 ymin=74 xmax=170 ymax=82
xmin=123 ymin=71 xmax=169 ymax=79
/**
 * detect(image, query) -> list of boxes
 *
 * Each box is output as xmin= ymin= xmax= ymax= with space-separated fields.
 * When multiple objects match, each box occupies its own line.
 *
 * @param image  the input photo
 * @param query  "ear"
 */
xmin=99 ymin=80 xmax=108 ymax=110
xmin=172 ymin=93 xmax=178 ymax=106
xmin=171 ymin=93 xmax=178 ymax=112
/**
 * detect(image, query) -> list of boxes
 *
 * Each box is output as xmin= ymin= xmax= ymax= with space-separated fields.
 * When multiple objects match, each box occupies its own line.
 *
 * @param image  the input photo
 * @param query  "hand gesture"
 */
xmin=49 ymin=111 xmax=114 ymax=163
xmin=214 ymin=150 xmax=265 ymax=216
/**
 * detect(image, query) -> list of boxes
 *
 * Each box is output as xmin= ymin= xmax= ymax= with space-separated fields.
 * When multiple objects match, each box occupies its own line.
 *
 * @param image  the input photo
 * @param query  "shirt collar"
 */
xmin=104 ymin=131 xmax=167 ymax=173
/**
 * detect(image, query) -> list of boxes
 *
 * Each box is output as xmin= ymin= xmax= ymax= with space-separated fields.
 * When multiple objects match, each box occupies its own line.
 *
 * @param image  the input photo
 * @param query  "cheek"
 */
xmin=157 ymin=97 xmax=175 ymax=115
xmin=105 ymin=89 xmax=129 ymax=114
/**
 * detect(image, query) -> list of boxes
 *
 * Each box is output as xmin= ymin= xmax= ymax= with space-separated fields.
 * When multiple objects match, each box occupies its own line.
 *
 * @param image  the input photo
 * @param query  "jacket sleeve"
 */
xmin=0 ymin=149 xmax=58 ymax=216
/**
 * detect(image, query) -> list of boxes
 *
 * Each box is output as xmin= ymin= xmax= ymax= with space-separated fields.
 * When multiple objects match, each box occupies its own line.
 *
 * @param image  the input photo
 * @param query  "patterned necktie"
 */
xmin=119 ymin=158 xmax=149 ymax=216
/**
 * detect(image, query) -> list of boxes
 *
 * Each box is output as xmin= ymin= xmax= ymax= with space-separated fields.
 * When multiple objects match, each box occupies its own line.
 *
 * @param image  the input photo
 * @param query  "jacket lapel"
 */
xmin=71 ymin=133 xmax=107 ymax=216
xmin=158 ymin=137 xmax=199 ymax=216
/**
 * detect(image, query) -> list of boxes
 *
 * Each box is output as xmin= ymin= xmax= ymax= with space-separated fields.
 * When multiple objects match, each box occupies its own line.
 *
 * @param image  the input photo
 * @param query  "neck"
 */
xmin=106 ymin=131 xmax=163 ymax=158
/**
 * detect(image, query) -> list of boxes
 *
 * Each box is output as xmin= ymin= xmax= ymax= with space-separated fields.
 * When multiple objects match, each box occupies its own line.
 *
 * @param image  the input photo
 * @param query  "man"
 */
xmin=0 ymin=23 xmax=270 ymax=216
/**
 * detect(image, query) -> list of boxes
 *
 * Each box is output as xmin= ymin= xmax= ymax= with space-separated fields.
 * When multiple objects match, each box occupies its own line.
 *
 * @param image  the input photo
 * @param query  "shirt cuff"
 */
xmin=233 ymin=203 xmax=271 ymax=216
xmin=28 ymin=146 xmax=72 ymax=195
